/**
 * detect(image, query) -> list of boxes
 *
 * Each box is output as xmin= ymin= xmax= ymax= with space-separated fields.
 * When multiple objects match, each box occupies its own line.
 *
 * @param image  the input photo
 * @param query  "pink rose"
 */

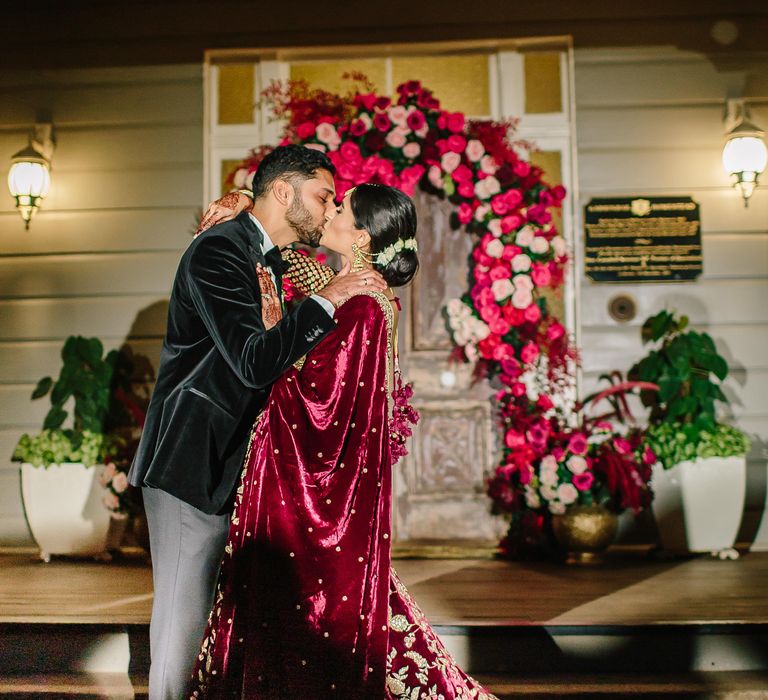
xmin=402 ymin=142 xmax=421 ymax=159
xmin=428 ymin=165 xmax=444 ymax=190
xmin=385 ymin=130 xmax=407 ymax=148
xmin=501 ymin=215 xmax=521 ymax=234
xmin=388 ymin=105 xmax=408 ymax=126
xmin=510 ymin=381 xmax=527 ymax=397
xmin=573 ymin=472 xmax=595 ymax=492
xmin=476 ymin=286 xmax=496 ymax=308
xmin=568 ymin=434 xmax=589 ymax=456
xmin=315 ymin=122 xmax=340 ymax=146
xmin=441 ymin=151 xmax=461 ymax=173
xmin=505 ymin=189 xmax=523 ymax=209
xmin=489 ymin=265 xmax=512 ymax=281
xmin=531 ymin=263 xmax=552 ymax=287
xmin=465 ymin=139 xmax=485 ymax=162
xmin=489 ymin=317 xmax=511 ymax=336
xmin=546 ymin=322 xmax=565 ymax=341
xmin=520 ymin=342 xmax=539 ymax=364
xmin=514 ymin=160 xmax=531 ymax=177
xmin=505 ymin=430 xmax=526 ymax=448
xmin=523 ymin=303 xmax=541 ymax=323
xmin=491 ymin=195 xmax=509 ymax=216
xmin=614 ymin=437 xmax=632 ymax=455
xmin=111 ymin=471 xmax=128 ymax=493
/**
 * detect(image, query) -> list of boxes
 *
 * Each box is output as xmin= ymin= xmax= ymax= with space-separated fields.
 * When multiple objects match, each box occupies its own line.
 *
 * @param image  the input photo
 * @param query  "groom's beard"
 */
xmin=286 ymin=196 xmax=324 ymax=248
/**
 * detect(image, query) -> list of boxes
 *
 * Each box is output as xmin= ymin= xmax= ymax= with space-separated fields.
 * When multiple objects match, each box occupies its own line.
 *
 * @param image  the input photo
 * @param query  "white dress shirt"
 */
xmin=248 ymin=213 xmax=334 ymax=317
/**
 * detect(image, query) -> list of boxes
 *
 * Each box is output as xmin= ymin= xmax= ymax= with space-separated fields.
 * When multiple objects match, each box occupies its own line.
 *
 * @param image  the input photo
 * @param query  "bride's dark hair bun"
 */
xmin=350 ymin=184 xmax=419 ymax=288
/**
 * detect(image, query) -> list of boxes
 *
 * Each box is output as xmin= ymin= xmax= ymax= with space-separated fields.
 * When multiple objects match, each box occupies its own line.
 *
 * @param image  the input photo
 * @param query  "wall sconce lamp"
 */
xmin=722 ymin=99 xmax=767 ymax=207
xmin=7 ymin=122 xmax=55 ymax=229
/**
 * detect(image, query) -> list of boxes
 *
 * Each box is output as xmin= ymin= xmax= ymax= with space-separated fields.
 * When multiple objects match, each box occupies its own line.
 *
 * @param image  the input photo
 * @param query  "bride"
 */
xmin=190 ymin=183 xmax=496 ymax=699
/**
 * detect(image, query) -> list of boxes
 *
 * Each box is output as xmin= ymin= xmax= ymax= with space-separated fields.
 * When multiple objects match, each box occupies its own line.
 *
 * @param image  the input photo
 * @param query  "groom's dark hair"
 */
xmin=251 ymin=145 xmax=336 ymax=200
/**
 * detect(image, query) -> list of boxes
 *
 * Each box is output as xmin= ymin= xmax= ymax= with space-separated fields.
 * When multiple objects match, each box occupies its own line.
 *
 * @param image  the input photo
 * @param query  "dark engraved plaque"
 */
xmin=584 ymin=196 xmax=702 ymax=282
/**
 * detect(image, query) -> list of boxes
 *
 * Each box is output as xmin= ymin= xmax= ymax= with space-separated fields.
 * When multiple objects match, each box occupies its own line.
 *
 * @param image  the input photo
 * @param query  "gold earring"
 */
xmin=351 ymin=242 xmax=374 ymax=271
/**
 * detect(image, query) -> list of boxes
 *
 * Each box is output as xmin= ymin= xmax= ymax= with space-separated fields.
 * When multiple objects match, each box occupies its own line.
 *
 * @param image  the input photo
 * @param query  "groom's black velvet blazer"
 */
xmin=127 ymin=212 xmax=335 ymax=514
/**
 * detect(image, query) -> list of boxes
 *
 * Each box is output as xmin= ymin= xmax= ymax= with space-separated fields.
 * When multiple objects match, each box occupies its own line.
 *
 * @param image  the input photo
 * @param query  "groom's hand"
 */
xmin=315 ymin=262 xmax=386 ymax=308
xmin=196 ymin=191 xmax=253 ymax=236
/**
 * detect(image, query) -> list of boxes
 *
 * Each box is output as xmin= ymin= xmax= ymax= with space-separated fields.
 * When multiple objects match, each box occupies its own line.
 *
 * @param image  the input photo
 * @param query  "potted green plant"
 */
xmin=628 ymin=310 xmax=751 ymax=556
xmin=12 ymin=336 xmax=134 ymax=560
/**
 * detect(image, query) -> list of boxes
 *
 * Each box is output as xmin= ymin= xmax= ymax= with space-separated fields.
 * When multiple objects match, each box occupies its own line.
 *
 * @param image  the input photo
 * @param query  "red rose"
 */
xmin=375 ymin=96 xmax=392 ymax=110
xmin=447 ymin=134 xmax=467 ymax=153
xmin=373 ymin=113 xmax=392 ymax=132
xmin=457 ymin=202 xmax=474 ymax=224
xmin=457 ymin=182 xmax=475 ymax=198
xmin=406 ymin=110 xmax=427 ymax=131
xmin=502 ymin=305 xmax=525 ymax=326
xmin=501 ymin=215 xmax=521 ymax=234
xmin=510 ymin=381 xmax=527 ymax=397
xmin=537 ymin=394 xmax=554 ymax=411
xmin=339 ymin=141 xmax=362 ymax=165
xmin=349 ymin=119 xmax=367 ymax=137
xmin=365 ymin=132 xmax=385 ymax=151
xmin=491 ymin=195 xmax=509 ymax=216
xmin=296 ymin=122 xmax=316 ymax=140
xmin=523 ymin=304 xmax=541 ymax=323
xmin=513 ymin=161 xmax=531 ymax=177
xmin=446 ymin=112 xmax=465 ymax=133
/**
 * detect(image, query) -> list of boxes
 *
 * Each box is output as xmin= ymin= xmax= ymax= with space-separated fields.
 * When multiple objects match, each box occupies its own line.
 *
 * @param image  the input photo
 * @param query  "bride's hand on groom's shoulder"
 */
xmin=195 ymin=191 xmax=254 ymax=236
xmin=316 ymin=262 xmax=387 ymax=308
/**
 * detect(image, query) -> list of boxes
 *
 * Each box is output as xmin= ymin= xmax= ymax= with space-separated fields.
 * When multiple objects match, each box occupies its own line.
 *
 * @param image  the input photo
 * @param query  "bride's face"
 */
xmin=319 ymin=190 xmax=371 ymax=260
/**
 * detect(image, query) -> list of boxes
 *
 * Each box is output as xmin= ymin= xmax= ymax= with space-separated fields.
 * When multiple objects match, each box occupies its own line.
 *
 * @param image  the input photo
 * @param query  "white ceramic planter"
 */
xmin=20 ymin=462 xmax=125 ymax=561
xmin=651 ymin=455 xmax=746 ymax=555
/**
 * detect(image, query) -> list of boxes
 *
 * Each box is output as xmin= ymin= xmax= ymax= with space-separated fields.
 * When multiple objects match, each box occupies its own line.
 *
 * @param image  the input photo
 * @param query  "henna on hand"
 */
xmin=256 ymin=266 xmax=282 ymax=330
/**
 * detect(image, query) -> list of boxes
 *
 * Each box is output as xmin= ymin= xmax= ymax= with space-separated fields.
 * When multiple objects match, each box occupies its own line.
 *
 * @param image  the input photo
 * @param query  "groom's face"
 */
xmin=286 ymin=169 xmax=337 ymax=247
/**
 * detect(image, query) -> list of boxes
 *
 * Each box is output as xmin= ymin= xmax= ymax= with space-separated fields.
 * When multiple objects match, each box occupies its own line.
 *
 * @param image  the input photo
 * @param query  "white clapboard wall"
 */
xmin=574 ymin=47 xmax=768 ymax=537
xmin=0 ymin=65 xmax=203 ymax=545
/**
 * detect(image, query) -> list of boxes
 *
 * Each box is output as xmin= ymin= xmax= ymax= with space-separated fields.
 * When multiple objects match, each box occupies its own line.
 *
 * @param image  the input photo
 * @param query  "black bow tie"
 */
xmin=264 ymin=246 xmax=288 ymax=276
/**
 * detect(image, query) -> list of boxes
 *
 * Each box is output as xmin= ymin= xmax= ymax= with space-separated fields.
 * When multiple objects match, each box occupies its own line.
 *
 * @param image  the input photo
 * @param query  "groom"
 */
xmin=128 ymin=145 xmax=386 ymax=699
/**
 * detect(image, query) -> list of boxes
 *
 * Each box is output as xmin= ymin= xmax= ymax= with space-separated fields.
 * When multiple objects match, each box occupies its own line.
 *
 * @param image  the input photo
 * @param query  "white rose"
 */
xmin=540 ymin=469 xmax=559 ymax=487
xmin=530 ymin=236 xmax=550 ymax=254
xmin=511 ymin=288 xmax=533 ymax=309
xmin=512 ymin=254 xmax=532 ymax=272
xmin=557 ymin=483 xmax=579 ymax=505
xmin=540 ymin=485 xmax=558 ymax=501
xmin=491 ymin=278 xmax=514 ymax=301
xmin=465 ymin=139 xmax=485 ymax=162
xmin=470 ymin=318 xmax=491 ymax=341
xmin=552 ymin=235 xmax=567 ymax=258
xmin=480 ymin=154 xmax=498 ymax=174
xmin=567 ymin=456 xmax=588 ymax=474
xmin=513 ymin=274 xmax=533 ymax=292
xmin=111 ymin=472 xmax=128 ymax=493
xmin=540 ymin=455 xmax=559 ymax=471
xmin=548 ymin=500 xmax=566 ymax=515
xmin=388 ymin=105 xmax=408 ymax=126
xmin=315 ymin=122 xmax=340 ymax=145
xmin=441 ymin=151 xmax=461 ymax=173
xmin=465 ymin=343 xmax=478 ymax=362
xmin=485 ymin=239 xmax=504 ymax=258
xmin=474 ymin=179 xmax=490 ymax=200
xmin=515 ymin=226 xmax=535 ymax=248
xmin=474 ymin=204 xmax=491 ymax=222
xmin=524 ymin=488 xmax=541 ymax=509
xmin=488 ymin=219 xmax=503 ymax=238
xmin=482 ymin=176 xmax=501 ymax=197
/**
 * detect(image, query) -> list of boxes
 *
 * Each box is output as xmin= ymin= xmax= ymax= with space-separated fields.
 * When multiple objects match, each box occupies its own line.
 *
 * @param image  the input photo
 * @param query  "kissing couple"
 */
xmin=128 ymin=145 xmax=497 ymax=699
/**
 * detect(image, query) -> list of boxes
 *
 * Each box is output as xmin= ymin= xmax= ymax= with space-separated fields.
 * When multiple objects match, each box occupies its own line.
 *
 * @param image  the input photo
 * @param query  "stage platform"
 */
xmin=1 ymin=548 xmax=768 ymax=697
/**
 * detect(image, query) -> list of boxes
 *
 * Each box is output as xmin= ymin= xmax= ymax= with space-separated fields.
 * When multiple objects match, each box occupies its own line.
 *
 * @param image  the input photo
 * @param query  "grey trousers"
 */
xmin=143 ymin=486 xmax=230 ymax=700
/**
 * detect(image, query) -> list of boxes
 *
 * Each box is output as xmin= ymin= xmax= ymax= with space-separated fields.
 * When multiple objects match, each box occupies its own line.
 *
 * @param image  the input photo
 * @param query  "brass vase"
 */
xmin=551 ymin=505 xmax=618 ymax=564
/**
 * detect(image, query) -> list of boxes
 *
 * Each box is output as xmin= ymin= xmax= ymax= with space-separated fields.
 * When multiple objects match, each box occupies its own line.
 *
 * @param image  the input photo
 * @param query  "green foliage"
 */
xmin=644 ymin=422 xmax=751 ymax=469
xmin=13 ymin=335 xmax=129 ymax=468
xmin=630 ymin=310 xmax=750 ymax=468
xmin=13 ymin=429 xmax=114 ymax=468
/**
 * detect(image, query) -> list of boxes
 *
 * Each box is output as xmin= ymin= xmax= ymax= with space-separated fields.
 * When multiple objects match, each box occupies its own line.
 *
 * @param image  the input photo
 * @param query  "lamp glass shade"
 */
xmin=8 ymin=159 xmax=51 ymax=199
xmin=722 ymin=135 xmax=768 ymax=177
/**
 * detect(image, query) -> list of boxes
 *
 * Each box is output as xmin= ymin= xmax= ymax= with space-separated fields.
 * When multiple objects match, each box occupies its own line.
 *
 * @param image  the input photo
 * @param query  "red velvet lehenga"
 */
xmin=190 ymin=291 xmax=496 ymax=699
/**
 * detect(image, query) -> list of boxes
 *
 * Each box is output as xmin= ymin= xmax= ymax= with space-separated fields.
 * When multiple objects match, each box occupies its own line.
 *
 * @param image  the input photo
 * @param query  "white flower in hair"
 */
xmin=376 ymin=238 xmax=418 ymax=266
